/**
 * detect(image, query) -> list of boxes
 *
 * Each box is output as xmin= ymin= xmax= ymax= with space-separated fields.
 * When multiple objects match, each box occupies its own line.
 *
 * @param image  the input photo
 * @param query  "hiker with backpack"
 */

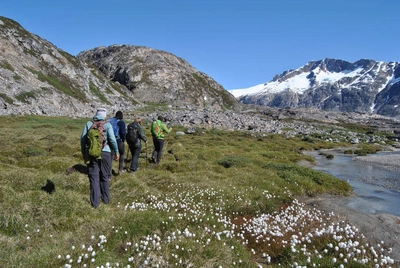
xmin=109 ymin=111 xmax=126 ymax=174
xmin=80 ymin=108 xmax=119 ymax=208
xmin=151 ymin=115 xmax=172 ymax=164
xmin=126 ymin=117 xmax=147 ymax=172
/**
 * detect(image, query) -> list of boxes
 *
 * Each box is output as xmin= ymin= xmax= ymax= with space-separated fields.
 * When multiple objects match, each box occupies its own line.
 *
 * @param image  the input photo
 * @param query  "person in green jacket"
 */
xmin=151 ymin=115 xmax=172 ymax=164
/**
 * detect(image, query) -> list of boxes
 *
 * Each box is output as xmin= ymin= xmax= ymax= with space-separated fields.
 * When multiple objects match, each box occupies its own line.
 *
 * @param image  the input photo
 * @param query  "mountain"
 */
xmin=77 ymin=45 xmax=238 ymax=110
xmin=0 ymin=16 xmax=238 ymax=117
xmin=0 ymin=16 xmax=137 ymax=117
xmin=230 ymin=59 xmax=400 ymax=118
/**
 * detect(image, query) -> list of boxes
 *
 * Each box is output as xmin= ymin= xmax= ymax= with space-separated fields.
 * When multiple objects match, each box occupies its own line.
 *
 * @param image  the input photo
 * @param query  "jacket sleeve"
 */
xmin=161 ymin=123 xmax=172 ymax=134
xmin=139 ymin=125 xmax=147 ymax=142
xmin=105 ymin=122 xmax=119 ymax=154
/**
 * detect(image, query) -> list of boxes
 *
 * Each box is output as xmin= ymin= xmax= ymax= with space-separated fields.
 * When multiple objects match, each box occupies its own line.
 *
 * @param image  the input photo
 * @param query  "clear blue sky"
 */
xmin=2 ymin=0 xmax=400 ymax=90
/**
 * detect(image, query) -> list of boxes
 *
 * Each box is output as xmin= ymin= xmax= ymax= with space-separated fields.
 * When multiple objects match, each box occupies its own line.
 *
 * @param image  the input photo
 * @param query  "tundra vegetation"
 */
xmin=0 ymin=114 xmax=396 ymax=267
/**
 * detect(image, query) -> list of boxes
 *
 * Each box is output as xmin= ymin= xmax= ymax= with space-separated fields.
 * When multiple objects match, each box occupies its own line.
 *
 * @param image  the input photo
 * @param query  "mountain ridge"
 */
xmin=230 ymin=58 xmax=400 ymax=118
xmin=76 ymin=44 xmax=239 ymax=110
xmin=0 ymin=16 xmax=238 ymax=117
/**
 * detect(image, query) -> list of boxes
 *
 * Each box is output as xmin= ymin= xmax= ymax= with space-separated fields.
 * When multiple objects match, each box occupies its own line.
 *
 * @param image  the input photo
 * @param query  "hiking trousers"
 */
xmin=128 ymin=142 xmax=141 ymax=171
xmin=110 ymin=141 xmax=125 ymax=172
xmin=87 ymin=151 xmax=112 ymax=208
xmin=152 ymin=138 xmax=164 ymax=164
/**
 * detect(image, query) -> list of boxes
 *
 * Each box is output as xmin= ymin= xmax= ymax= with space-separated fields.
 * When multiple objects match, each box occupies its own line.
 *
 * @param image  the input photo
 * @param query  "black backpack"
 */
xmin=126 ymin=121 xmax=139 ymax=144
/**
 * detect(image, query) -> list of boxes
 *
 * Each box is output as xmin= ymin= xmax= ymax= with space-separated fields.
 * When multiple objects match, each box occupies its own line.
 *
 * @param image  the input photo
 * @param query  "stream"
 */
xmin=304 ymin=150 xmax=400 ymax=217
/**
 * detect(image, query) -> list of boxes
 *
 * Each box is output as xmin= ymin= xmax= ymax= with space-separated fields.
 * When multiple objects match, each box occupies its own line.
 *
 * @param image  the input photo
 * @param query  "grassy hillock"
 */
xmin=0 ymin=115 xmax=394 ymax=267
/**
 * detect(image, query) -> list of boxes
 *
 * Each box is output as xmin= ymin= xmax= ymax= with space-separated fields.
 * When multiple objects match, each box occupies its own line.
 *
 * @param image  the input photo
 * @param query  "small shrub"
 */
xmin=355 ymin=149 xmax=368 ymax=156
xmin=0 ymin=93 xmax=14 ymax=104
xmin=22 ymin=147 xmax=45 ymax=157
xmin=15 ymin=91 xmax=36 ymax=103
xmin=217 ymin=155 xmax=251 ymax=168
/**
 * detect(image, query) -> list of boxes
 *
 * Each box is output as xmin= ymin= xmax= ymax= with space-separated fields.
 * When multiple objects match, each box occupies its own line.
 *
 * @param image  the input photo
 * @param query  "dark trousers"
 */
xmin=129 ymin=143 xmax=141 ymax=171
xmin=87 ymin=151 xmax=112 ymax=208
xmin=111 ymin=141 xmax=125 ymax=172
xmin=152 ymin=138 xmax=164 ymax=164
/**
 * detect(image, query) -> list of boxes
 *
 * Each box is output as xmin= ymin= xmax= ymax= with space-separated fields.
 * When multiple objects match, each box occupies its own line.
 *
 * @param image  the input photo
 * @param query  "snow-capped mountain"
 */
xmin=229 ymin=59 xmax=400 ymax=118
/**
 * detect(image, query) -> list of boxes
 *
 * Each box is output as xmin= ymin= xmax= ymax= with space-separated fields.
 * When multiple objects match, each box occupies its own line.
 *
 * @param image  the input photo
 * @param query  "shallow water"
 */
xmin=304 ymin=150 xmax=400 ymax=216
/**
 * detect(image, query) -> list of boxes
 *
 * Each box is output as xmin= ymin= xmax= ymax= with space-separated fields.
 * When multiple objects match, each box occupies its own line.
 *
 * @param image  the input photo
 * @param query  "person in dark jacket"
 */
xmin=80 ymin=108 xmax=119 ymax=208
xmin=110 ymin=111 xmax=126 ymax=174
xmin=127 ymin=117 xmax=147 ymax=172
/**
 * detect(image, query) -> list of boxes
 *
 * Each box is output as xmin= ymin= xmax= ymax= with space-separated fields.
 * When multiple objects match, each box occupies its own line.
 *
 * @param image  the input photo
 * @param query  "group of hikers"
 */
xmin=80 ymin=108 xmax=172 ymax=208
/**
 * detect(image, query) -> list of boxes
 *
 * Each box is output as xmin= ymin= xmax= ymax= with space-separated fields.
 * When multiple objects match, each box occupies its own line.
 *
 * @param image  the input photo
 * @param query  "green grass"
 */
xmin=0 ymin=115 xmax=394 ymax=267
xmin=25 ymin=67 xmax=87 ymax=102
xmin=0 ymin=93 xmax=14 ymax=104
xmin=15 ymin=91 xmax=37 ymax=103
xmin=89 ymin=82 xmax=110 ymax=104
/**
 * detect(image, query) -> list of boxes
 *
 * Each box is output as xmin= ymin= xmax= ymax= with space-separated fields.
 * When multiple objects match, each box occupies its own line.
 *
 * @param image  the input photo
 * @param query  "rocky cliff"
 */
xmin=0 ymin=16 xmax=138 ymax=117
xmin=77 ymin=45 xmax=239 ymax=110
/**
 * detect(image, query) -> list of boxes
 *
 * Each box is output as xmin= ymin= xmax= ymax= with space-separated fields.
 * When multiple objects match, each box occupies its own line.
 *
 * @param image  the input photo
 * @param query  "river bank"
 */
xmin=299 ymin=147 xmax=400 ymax=263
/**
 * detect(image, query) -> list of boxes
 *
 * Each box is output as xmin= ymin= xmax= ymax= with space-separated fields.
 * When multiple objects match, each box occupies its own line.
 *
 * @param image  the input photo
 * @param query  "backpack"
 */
xmin=108 ymin=117 xmax=119 ymax=138
xmin=151 ymin=120 xmax=162 ymax=139
xmin=86 ymin=120 xmax=106 ymax=159
xmin=126 ymin=121 xmax=139 ymax=144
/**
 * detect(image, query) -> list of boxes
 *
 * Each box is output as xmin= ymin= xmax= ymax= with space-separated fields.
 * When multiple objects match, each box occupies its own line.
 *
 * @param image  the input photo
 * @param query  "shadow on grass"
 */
xmin=66 ymin=164 xmax=87 ymax=175
xmin=41 ymin=179 xmax=55 ymax=194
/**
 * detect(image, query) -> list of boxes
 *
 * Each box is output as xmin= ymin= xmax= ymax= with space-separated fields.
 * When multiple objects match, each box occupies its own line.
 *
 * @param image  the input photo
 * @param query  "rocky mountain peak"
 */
xmin=77 ymin=45 xmax=239 ymax=110
xmin=0 ymin=16 xmax=139 ymax=117
xmin=237 ymin=59 xmax=400 ymax=118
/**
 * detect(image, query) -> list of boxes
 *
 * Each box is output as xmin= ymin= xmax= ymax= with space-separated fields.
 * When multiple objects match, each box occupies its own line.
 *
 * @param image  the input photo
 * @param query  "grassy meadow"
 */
xmin=0 ymin=114 xmax=395 ymax=267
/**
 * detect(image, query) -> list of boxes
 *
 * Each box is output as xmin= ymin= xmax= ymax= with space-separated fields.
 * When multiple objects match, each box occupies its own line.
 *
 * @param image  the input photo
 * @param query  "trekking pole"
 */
xmin=164 ymin=138 xmax=168 ymax=155
xmin=125 ymin=147 xmax=131 ymax=171
xmin=145 ymin=142 xmax=148 ymax=169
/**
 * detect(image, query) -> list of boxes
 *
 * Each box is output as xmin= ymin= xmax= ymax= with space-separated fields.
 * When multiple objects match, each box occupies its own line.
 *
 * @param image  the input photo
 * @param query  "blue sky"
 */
xmin=2 ymin=0 xmax=400 ymax=90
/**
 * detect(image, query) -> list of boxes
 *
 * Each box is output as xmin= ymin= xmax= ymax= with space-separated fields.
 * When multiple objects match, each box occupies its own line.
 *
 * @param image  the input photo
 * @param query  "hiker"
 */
xmin=151 ymin=115 xmax=172 ymax=164
xmin=110 ymin=111 xmax=126 ymax=174
xmin=126 ymin=117 xmax=147 ymax=172
xmin=80 ymin=108 xmax=119 ymax=208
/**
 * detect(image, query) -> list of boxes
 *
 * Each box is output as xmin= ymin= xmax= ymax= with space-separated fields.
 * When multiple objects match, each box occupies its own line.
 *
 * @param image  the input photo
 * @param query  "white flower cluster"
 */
xmin=54 ymin=184 xmax=395 ymax=267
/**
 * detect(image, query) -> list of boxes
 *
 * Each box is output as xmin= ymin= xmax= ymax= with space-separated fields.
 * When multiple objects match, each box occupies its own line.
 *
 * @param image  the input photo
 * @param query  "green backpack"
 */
xmin=151 ymin=120 xmax=162 ymax=139
xmin=86 ymin=120 xmax=106 ymax=160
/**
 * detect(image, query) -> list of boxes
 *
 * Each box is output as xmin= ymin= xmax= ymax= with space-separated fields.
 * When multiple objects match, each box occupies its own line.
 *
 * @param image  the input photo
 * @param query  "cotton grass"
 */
xmin=51 ymin=184 xmax=395 ymax=267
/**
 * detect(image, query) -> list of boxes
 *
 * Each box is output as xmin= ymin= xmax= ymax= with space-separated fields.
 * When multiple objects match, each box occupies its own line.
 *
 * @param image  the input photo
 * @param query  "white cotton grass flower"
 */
xmin=53 ymin=186 xmax=396 ymax=268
